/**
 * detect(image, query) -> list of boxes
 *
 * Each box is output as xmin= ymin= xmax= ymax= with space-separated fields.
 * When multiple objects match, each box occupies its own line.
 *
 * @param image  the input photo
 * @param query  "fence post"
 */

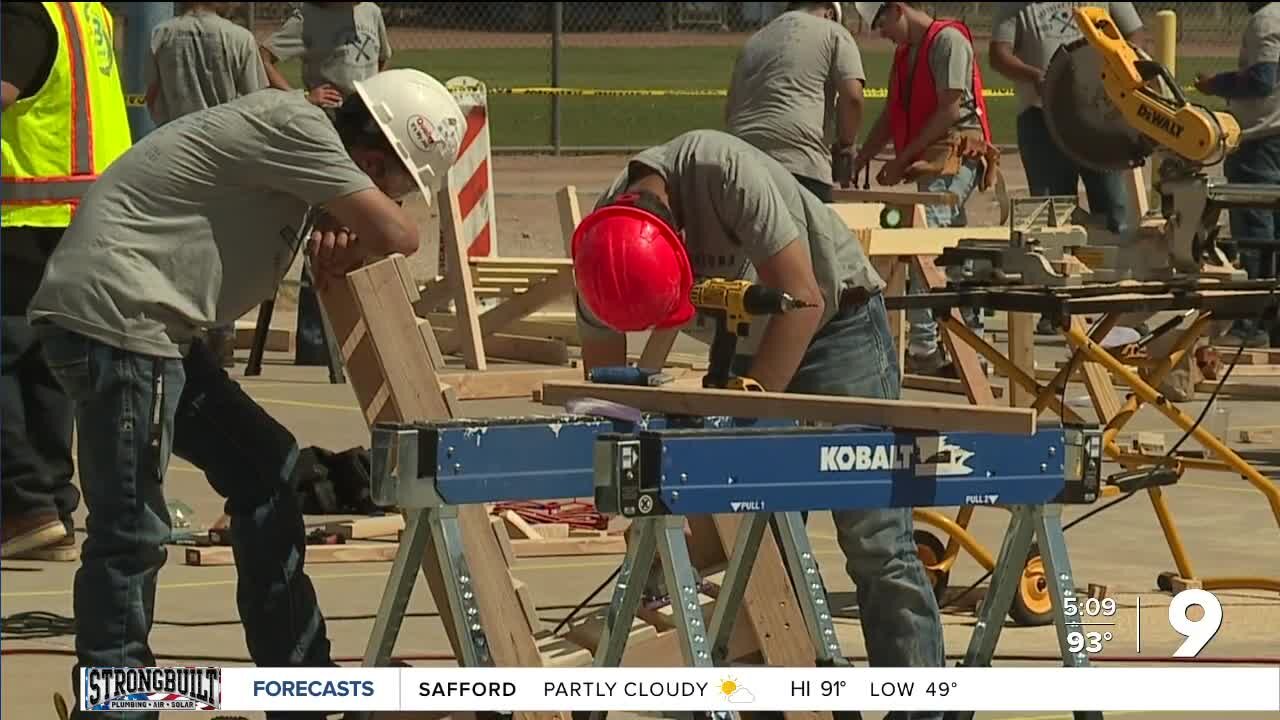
xmin=123 ymin=2 xmax=174 ymax=140
xmin=551 ymin=2 xmax=564 ymax=156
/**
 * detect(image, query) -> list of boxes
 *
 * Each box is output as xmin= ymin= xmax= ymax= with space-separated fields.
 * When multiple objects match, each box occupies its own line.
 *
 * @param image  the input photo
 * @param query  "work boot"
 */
xmin=906 ymin=347 xmax=949 ymax=376
xmin=1 ymin=512 xmax=67 ymax=559
xmin=12 ymin=518 xmax=78 ymax=561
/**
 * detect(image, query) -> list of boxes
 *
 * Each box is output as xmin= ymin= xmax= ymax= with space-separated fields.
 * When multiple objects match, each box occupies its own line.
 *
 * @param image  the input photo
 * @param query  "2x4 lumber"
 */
xmin=556 ymin=186 xmax=582 ymax=255
xmin=509 ymin=535 xmax=628 ymax=558
xmin=539 ymin=382 xmax=1036 ymax=435
xmin=903 ymin=373 xmax=1004 ymax=399
xmin=832 ymin=188 xmax=959 ymax=206
xmin=324 ymin=515 xmax=405 ymax=540
xmin=184 ymin=543 xmax=396 ymax=567
xmin=438 ymin=184 xmax=487 ymax=370
xmin=322 ymin=259 xmax=564 ymax=720
xmin=831 ymin=202 xmax=886 ymax=232
xmin=233 ymin=323 xmax=292 ymax=352
xmin=428 ymin=313 xmax=581 ymax=344
xmin=1008 ymin=313 xmax=1037 ymax=408
xmin=413 ymin=277 xmax=456 ymax=316
xmin=471 ymin=257 xmax=572 ymax=268
xmin=436 ymin=367 xmax=584 ymax=401
xmin=439 ymin=270 xmax=575 ymax=355
xmin=639 ymin=330 xmax=680 ymax=371
xmin=861 ymin=226 xmax=1009 ymax=258
xmin=434 ymin=327 xmax=569 ymax=366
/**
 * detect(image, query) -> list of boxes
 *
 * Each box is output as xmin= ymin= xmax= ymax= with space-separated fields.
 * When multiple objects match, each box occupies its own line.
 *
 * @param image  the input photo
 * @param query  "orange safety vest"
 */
xmin=888 ymin=19 xmax=991 ymax=160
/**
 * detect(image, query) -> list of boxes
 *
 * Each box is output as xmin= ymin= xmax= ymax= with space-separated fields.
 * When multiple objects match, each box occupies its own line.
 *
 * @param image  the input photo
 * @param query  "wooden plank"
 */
xmin=324 ymin=515 xmax=406 ymax=540
xmin=639 ymin=329 xmax=680 ymax=370
xmin=831 ymin=202 xmax=886 ymax=231
xmin=512 ymin=579 xmax=542 ymax=633
xmin=185 ymin=542 xmax=397 ymax=567
xmin=1008 ymin=312 xmax=1036 ymax=407
xmin=411 ymin=277 xmax=456 ymax=317
xmin=503 ymin=510 xmax=543 ymax=540
xmin=434 ymin=328 xmax=570 ymax=366
xmin=903 ymin=373 xmax=1004 ymax=399
xmin=539 ymin=382 xmax=1036 ymax=435
xmin=832 ymin=189 xmax=959 ymax=206
xmin=439 ymin=270 xmax=575 ymax=354
xmin=439 ymin=185 xmax=487 ymax=370
xmin=490 ymin=515 xmax=516 ymax=568
xmin=471 ymin=257 xmax=572 ymax=268
xmin=535 ymin=631 xmax=593 ymax=668
xmin=510 ymin=535 xmax=628 ymax=558
xmin=233 ymin=323 xmax=292 ymax=352
xmin=864 ymin=226 xmax=1009 ymax=257
xmin=429 ymin=313 xmax=581 ymax=344
xmin=437 ymin=367 xmax=584 ymax=400
xmin=323 ymin=262 xmax=565 ymax=720
xmin=556 ymin=185 xmax=582 ymax=254
xmin=474 ymin=267 xmax=563 ymax=278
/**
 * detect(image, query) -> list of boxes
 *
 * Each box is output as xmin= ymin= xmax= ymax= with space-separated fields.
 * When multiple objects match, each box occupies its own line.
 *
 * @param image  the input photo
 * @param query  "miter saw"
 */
xmin=1040 ymin=5 xmax=1280 ymax=281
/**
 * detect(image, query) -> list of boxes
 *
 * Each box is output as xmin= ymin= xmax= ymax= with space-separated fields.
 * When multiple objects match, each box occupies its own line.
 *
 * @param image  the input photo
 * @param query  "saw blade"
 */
xmin=1042 ymin=38 xmax=1153 ymax=172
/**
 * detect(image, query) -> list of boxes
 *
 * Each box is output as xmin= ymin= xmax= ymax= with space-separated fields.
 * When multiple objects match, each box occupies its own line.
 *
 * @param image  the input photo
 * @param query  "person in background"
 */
xmin=990 ymin=2 xmax=1145 ymax=335
xmin=1 ymin=1 xmax=132 ymax=562
xmin=260 ymin=1 xmax=394 ymax=366
xmin=852 ymin=2 xmax=997 ymax=377
xmin=1197 ymin=2 xmax=1280 ymax=348
xmin=725 ymin=1 xmax=866 ymax=202
xmin=148 ymin=0 xmax=269 ymax=366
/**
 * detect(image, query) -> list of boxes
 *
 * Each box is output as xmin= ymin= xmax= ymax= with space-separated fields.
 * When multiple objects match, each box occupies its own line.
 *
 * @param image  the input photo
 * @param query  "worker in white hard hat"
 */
xmin=27 ymin=69 xmax=463 ymax=720
xmin=725 ymin=1 xmax=867 ymax=203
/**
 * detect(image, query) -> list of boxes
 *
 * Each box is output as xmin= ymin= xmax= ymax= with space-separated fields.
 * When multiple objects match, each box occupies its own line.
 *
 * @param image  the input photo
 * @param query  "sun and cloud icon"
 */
xmin=719 ymin=676 xmax=755 ymax=704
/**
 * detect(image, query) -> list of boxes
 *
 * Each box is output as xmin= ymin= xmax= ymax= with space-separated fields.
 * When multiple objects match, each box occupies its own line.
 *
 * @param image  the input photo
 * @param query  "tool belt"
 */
xmin=903 ymin=128 xmax=1002 ymax=192
xmin=838 ymin=285 xmax=881 ymax=312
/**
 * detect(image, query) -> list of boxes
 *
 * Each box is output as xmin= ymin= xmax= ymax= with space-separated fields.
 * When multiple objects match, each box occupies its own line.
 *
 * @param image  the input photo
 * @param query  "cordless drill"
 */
xmin=691 ymin=278 xmax=816 ymax=391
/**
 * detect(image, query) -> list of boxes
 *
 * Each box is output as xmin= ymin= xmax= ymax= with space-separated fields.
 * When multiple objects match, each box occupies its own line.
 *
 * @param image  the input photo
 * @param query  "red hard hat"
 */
xmin=571 ymin=193 xmax=695 ymax=333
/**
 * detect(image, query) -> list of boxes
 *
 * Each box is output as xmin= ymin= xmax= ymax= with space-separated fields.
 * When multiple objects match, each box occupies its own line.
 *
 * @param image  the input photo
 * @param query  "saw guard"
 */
xmin=1062 ymin=6 xmax=1239 ymax=168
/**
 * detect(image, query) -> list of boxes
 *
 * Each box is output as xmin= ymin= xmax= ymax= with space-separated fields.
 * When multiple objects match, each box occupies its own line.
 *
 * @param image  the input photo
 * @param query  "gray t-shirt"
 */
xmin=147 ymin=11 xmax=268 ymax=125
xmin=992 ymin=2 xmax=1143 ymax=112
xmin=1231 ymin=3 xmax=1280 ymax=141
xmin=28 ymin=91 xmax=375 ymax=358
xmin=725 ymin=10 xmax=865 ymax=185
xmin=575 ymin=130 xmax=885 ymax=352
xmin=904 ymin=26 xmax=982 ymax=132
xmin=265 ymin=2 xmax=391 ymax=97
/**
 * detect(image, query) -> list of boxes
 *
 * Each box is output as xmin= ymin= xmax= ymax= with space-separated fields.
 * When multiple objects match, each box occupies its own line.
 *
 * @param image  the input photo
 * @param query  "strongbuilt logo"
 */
xmin=82 ymin=667 xmax=220 ymax=711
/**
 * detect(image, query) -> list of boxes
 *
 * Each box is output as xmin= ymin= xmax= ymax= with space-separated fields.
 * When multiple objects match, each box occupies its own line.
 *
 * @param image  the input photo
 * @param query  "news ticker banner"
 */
xmin=82 ymin=667 xmax=1280 ymax=713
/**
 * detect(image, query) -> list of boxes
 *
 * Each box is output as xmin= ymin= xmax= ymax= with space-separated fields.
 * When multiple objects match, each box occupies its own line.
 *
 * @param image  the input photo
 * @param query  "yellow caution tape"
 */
xmin=486 ymin=86 xmax=1020 ymax=99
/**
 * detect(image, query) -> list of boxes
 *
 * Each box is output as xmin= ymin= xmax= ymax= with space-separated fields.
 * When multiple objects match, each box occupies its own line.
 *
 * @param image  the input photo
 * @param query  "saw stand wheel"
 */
xmin=1009 ymin=545 xmax=1055 ymax=627
xmin=913 ymin=529 xmax=950 ymax=604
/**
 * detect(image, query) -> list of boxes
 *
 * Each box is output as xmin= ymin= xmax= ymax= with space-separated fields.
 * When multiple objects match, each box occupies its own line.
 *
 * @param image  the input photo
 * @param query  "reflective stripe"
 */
xmin=1 ymin=176 xmax=98 ymax=202
xmin=53 ymin=2 xmax=93 ymax=175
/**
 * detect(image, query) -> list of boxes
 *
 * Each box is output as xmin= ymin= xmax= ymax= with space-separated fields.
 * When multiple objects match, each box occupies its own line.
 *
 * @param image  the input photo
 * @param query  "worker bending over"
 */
xmin=852 ymin=1 xmax=997 ymax=377
xmin=1197 ymin=2 xmax=1280 ymax=348
xmin=2 ymin=1 xmax=131 ymax=561
xmin=726 ymin=1 xmax=866 ymax=202
xmin=572 ymin=129 xmax=945 ymax=708
xmin=990 ymin=2 xmax=1143 ymax=334
xmin=147 ymin=0 xmax=270 ymax=365
xmin=28 ymin=70 xmax=464 ymax=719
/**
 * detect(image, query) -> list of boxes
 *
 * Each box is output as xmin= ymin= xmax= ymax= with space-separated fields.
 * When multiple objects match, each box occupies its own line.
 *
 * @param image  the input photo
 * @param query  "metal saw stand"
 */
xmin=593 ymin=510 xmax=1097 ymax=720
xmin=891 ymin=280 xmax=1280 ymax=595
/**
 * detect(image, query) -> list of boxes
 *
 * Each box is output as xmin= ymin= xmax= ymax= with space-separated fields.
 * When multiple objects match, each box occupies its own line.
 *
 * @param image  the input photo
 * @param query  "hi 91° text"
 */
xmin=1064 ymin=589 xmax=1223 ymax=657
xmin=791 ymin=680 xmax=957 ymax=699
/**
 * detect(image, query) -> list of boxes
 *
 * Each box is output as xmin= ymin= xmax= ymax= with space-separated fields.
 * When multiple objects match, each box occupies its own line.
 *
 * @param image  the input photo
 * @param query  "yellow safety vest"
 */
xmin=1 ymin=2 xmax=132 ymax=228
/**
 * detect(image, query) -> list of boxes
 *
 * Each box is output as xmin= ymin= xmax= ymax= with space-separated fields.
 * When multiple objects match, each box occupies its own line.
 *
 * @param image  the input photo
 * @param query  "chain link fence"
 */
xmin=123 ymin=2 xmax=1252 ymax=151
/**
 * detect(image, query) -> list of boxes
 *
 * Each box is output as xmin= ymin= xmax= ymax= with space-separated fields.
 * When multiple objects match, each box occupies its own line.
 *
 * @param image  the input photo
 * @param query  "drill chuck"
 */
xmin=742 ymin=284 xmax=815 ymax=315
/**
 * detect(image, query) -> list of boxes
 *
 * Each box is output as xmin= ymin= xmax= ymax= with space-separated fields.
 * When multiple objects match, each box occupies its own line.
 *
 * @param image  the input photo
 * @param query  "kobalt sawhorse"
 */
xmin=360 ymin=411 xmax=1104 ymax=720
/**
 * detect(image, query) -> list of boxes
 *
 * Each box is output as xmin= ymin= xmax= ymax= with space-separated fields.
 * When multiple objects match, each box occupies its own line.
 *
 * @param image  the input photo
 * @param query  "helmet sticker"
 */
xmin=406 ymin=114 xmax=437 ymax=153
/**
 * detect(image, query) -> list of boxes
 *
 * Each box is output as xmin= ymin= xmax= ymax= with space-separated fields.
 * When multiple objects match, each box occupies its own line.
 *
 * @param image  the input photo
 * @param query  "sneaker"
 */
xmin=1 ymin=512 xmax=67 ymax=558
xmin=906 ymin=348 xmax=949 ymax=376
xmin=1036 ymin=315 xmax=1059 ymax=335
xmin=12 ymin=524 xmax=78 ymax=561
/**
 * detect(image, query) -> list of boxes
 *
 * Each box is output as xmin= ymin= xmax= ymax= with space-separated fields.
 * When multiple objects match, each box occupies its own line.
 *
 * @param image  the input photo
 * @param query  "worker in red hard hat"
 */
xmin=572 ymin=129 xmax=945 ymax=685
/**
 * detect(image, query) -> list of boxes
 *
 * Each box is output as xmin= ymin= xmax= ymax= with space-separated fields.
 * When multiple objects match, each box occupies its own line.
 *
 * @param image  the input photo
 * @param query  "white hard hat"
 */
xmin=828 ymin=2 xmax=843 ymax=23
xmin=352 ymin=69 xmax=467 ymax=202
xmin=854 ymin=2 xmax=885 ymax=28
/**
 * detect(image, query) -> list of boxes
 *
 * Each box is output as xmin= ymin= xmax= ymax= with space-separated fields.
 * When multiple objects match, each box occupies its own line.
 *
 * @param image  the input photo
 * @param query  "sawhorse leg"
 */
xmin=350 ymin=506 xmax=499 ymax=720
xmin=589 ymin=516 xmax=729 ymax=720
xmin=246 ymin=261 xmax=346 ymax=383
xmin=947 ymin=505 xmax=1100 ymax=720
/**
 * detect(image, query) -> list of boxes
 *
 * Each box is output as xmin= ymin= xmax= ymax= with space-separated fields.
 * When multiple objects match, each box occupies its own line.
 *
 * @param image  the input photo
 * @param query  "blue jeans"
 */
xmin=1017 ymin=107 xmax=1131 ymax=236
xmin=1225 ymin=135 xmax=1280 ymax=341
xmin=743 ymin=296 xmax=945 ymax=712
xmin=908 ymin=159 xmax=984 ymax=358
xmin=39 ymin=326 xmax=333 ymax=720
